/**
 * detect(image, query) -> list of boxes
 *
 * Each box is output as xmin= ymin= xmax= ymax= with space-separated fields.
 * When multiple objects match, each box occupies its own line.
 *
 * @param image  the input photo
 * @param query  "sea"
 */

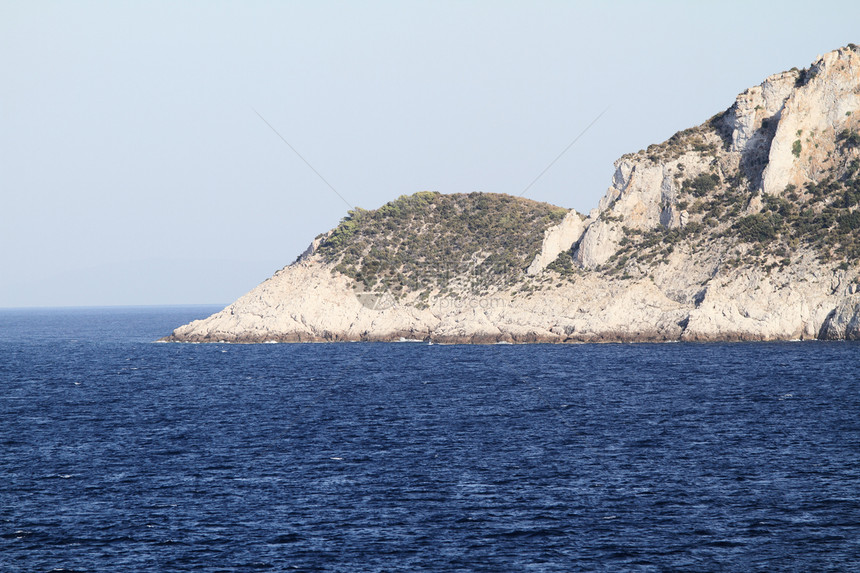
xmin=1 ymin=306 xmax=859 ymax=572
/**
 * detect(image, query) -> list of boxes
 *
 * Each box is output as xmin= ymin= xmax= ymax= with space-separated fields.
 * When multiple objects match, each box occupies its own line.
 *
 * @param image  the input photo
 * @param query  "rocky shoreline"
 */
xmin=162 ymin=46 xmax=860 ymax=344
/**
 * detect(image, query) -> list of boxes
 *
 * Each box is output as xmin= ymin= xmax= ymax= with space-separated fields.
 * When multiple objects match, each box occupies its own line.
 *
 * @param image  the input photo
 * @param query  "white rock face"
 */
xmin=573 ymin=152 xmax=711 ymax=268
xmin=526 ymin=210 xmax=587 ymax=275
xmin=819 ymin=298 xmax=860 ymax=340
xmin=168 ymin=257 xmax=441 ymax=342
xmin=761 ymin=47 xmax=860 ymax=196
xmin=725 ymin=70 xmax=797 ymax=155
xmin=165 ymin=244 xmax=858 ymax=343
xmin=165 ymin=253 xmax=689 ymax=343
xmin=572 ymin=217 xmax=622 ymax=268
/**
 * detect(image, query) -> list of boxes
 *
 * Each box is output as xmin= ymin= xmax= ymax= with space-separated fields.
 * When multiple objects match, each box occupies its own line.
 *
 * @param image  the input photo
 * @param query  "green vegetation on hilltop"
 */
xmin=317 ymin=191 xmax=567 ymax=297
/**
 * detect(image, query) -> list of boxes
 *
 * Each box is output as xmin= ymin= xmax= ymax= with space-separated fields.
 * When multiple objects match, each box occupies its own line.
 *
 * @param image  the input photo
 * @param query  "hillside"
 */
xmin=313 ymin=192 xmax=567 ymax=306
xmin=162 ymin=45 xmax=860 ymax=343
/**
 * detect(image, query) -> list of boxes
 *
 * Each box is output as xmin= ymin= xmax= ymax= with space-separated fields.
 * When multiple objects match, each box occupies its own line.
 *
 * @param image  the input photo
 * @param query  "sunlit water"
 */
xmin=1 ymin=307 xmax=859 ymax=571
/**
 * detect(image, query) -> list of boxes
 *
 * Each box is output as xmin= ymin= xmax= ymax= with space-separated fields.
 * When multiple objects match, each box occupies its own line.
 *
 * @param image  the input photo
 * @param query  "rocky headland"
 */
xmin=162 ymin=46 xmax=860 ymax=343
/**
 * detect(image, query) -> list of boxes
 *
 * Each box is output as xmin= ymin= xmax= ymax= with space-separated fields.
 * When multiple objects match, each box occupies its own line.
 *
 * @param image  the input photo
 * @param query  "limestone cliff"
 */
xmin=162 ymin=45 xmax=860 ymax=343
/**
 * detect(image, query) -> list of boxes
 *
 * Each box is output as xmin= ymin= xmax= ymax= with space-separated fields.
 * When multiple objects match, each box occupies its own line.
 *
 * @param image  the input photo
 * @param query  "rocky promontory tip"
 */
xmin=162 ymin=45 xmax=860 ymax=344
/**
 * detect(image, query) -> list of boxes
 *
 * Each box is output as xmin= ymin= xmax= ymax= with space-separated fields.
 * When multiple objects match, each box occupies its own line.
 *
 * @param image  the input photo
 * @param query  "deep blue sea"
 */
xmin=1 ymin=306 xmax=859 ymax=572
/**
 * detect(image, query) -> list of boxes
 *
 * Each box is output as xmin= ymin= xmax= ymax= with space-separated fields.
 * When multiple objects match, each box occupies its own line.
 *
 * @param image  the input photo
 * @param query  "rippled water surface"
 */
xmin=1 ymin=306 xmax=859 ymax=571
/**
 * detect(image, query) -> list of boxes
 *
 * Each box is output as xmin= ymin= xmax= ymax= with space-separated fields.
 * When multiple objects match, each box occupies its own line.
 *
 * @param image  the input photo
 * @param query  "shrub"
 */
xmin=837 ymin=129 xmax=860 ymax=148
xmin=839 ymin=211 xmax=860 ymax=232
xmin=546 ymin=251 xmax=576 ymax=276
xmin=734 ymin=213 xmax=782 ymax=242
xmin=795 ymin=67 xmax=817 ymax=87
xmin=792 ymin=140 xmax=802 ymax=157
xmin=683 ymin=173 xmax=721 ymax=197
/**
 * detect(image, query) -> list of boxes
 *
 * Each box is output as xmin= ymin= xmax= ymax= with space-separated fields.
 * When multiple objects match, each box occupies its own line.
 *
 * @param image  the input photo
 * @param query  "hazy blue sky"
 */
xmin=2 ymin=1 xmax=858 ymax=307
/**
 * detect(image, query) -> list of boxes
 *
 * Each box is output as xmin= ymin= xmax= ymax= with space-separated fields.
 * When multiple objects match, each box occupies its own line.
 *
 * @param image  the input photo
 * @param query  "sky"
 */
xmin=2 ymin=0 xmax=859 ymax=307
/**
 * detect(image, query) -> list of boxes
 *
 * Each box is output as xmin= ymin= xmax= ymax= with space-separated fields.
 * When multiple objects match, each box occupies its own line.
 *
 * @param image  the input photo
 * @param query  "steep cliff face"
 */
xmin=569 ymin=45 xmax=860 ymax=271
xmin=162 ymin=46 xmax=860 ymax=344
xmin=526 ymin=210 xmax=586 ymax=275
xmin=761 ymin=49 xmax=860 ymax=197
